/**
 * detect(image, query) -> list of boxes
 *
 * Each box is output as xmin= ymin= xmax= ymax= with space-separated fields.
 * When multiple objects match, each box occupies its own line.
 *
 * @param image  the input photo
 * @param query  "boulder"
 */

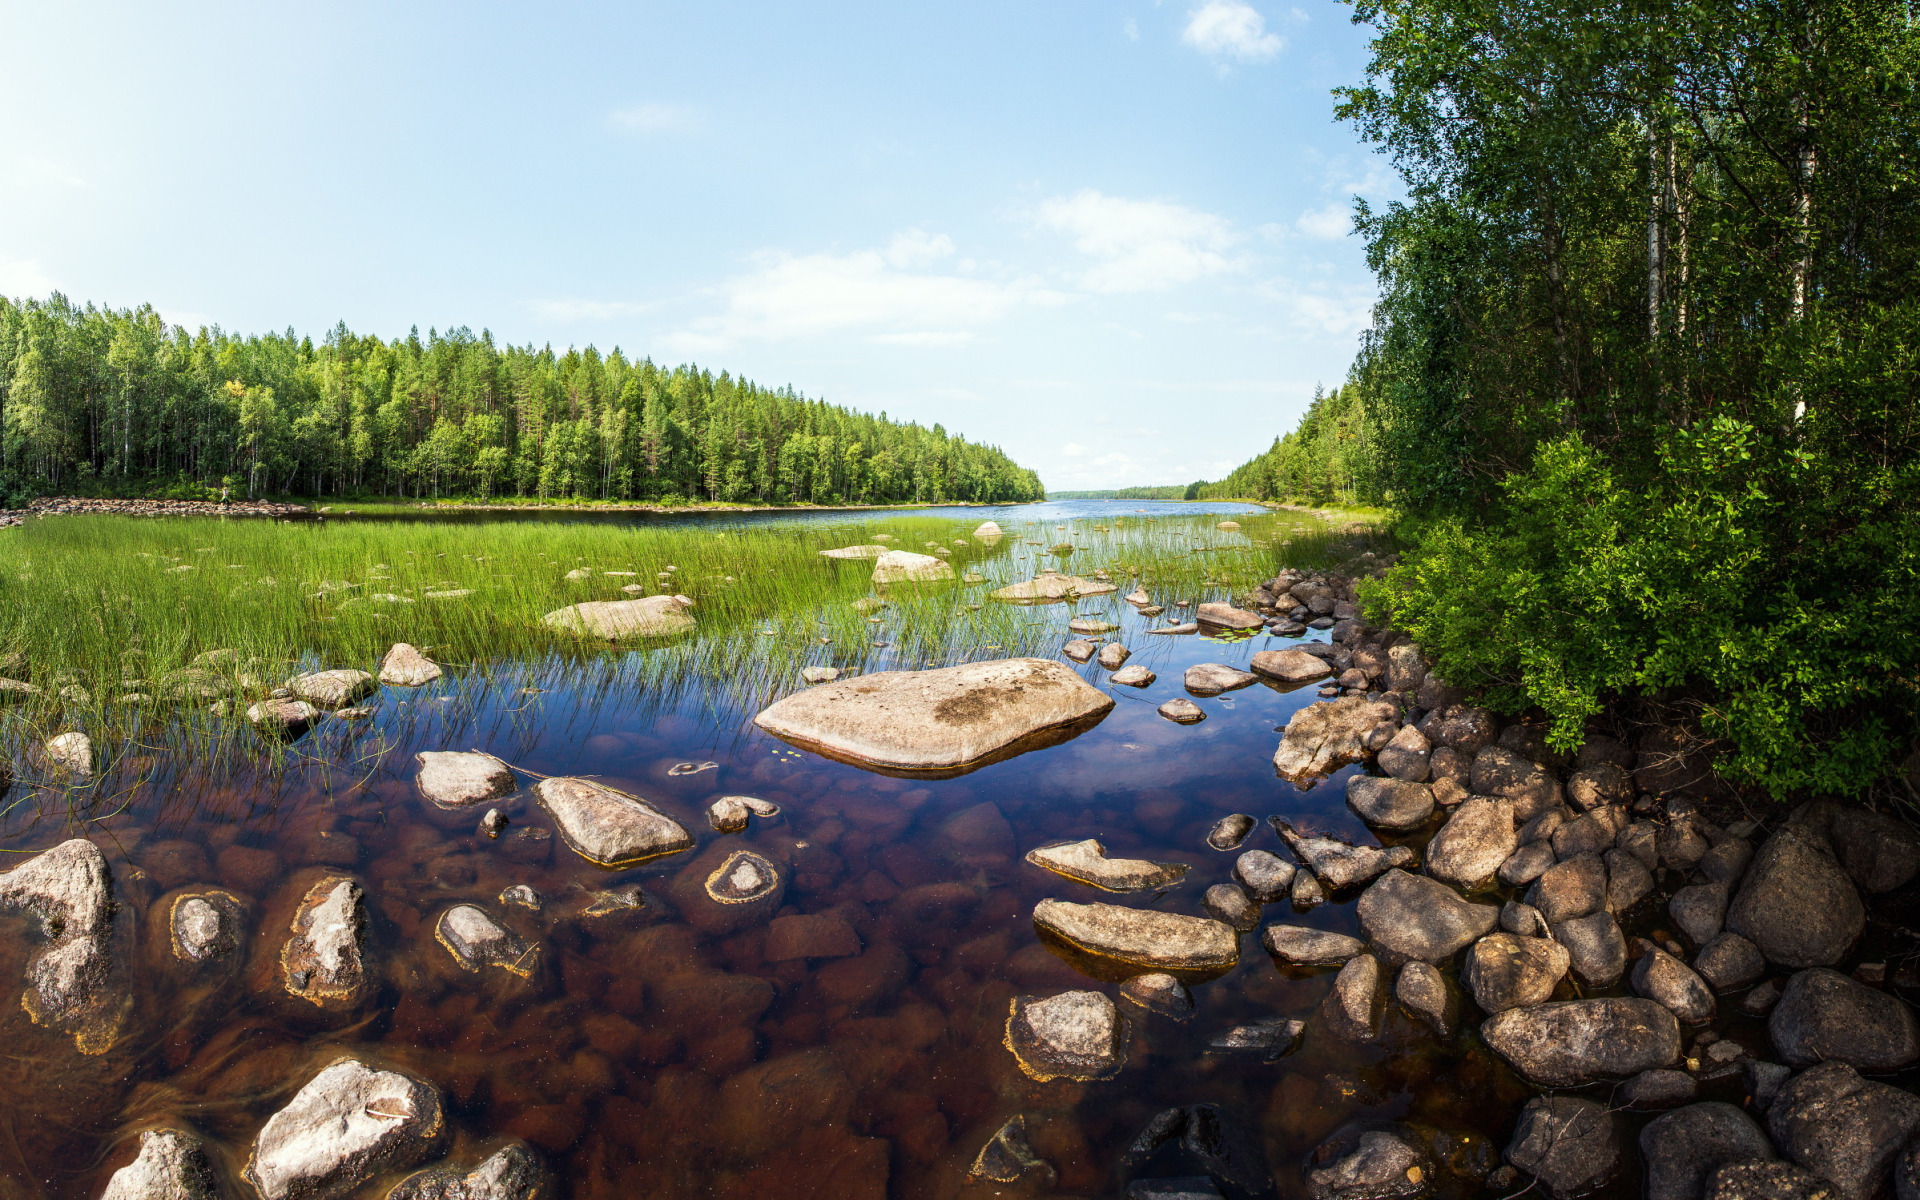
xmin=1671 ymin=883 xmax=1731 ymax=946
xmin=1346 ymin=776 xmax=1435 ymax=831
xmin=533 ymin=777 xmax=692 ymax=868
xmin=1319 ymin=954 xmax=1384 ymax=1041
xmin=1768 ymin=968 xmax=1920 ymax=1071
xmin=1097 ymin=642 xmax=1132 ymax=670
xmin=1553 ymin=911 xmax=1628 ymax=987
xmin=1704 ymin=1161 xmax=1835 ymax=1200
xmin=1003 ymin=990 xmax=1128 ymax=1081
xmin=871 ymin=550 xmax=954 ymax=583
xmin=1526 ymin=853 xmax=1608 ymax=924
xmin=990 ymin=573 xmax=1115 ymax=601
xmin=1480 ymin=998 xmax=1682 ymax=1086
xmin=101 ymin=1129 xmax=221 ymax=1200
xmin=1204 ymin=884 xmax=1261 ymax=931
xmin=1396 ymin=961 xmax=1452 ymax=1035
xmin=248 ymin=697 xmax=321 ymax=736
xmin=0 ymin=838 xmax=127 ymax=1052
xmin=1033 ymin=899 xmax=1239 ymax=975
xmin=1726 ymin=826 xmax=1865 ymax=968
xmin=1632 ymin=948 xmax=1716 ymax=1023
xmin=1552 ymin=805 xmax=1630 ymax=858
xmin=819 ymin=544 xmax=887 ymax=559
xmin=1566 ymin=763 xmax=1633 ymax=811
xmin=1469 ymin=746 xmax=1560 ymax=818
xmin=1701 ymin=838 xmax=1755 ymax=886
xmin=1426 ymin=797 xmax=1517 ymax=890
xmin=1605 ymin=847 xmax=1656 ymax=913
xmin=753 ymin=658 xmax=1113 ymax=774
xmin=973 ymin=521 xmax=1004 ymax=540
xmin=1159 ymin=698 xmax=1206 ymax=724
xmin=285 ymin=670 xmax=375 ymax=709
xmin=434 ymin=905 xmax=537 ymax=977
xmin=414 ymin=751 xmax=516 ymax=809
xmin=1768 ymin=1061 xmax=1920 ymax=1200
xmin=1696 ymin=932 xmax=1767 ymax=992
xmin=1250 ymin=649 xmax=1333 ymax=685
xmin=388 ymin=1143 xmax=546 ymax=1200
xmin=1305 ymin=1126 xmax=1433 ymax=1200
xmin=1621 ymin=1069 xmax=1699 ymax=1109
xmin=378 ymin=643 xmax=442 ymax=687
xmin=1263 ymin=925 xmax=1366 ymax=966
xmin=1501 ymin=900 xmax=1549 ymax=938
xmin=1274 ymin=821 xmax=1415 ymax=890
xmin=1818 ymin=805 xmax=1920 ymax=894
xmin=1185 ymin=663 xmax=1257 ymax=695
xmin=1025 ymin=839 xmax=1189 ymax=892
xmin=1506 ymin=1097 xmax=1620 ymax=1200
xmin=1208 ymin=814 xmax=1256 ymax=851
xmin=169 ymin=890 xmax=246 ymax=963
xmin=281 ymin=877 xmax=369 ymax=1006
xmin=1196 ymin=603 xmax=1263 ymax=630
xmin=1377 ymin=725 xmax=1431 ymax=783
xmin=1385 ymin=643 xmax=1426 ymax=693
xmin=1119 ymin=973 xmax=1195 ymax=1021
xmin=1463 ymin=933 xmax=1570 ymax=1013
xmin=245 ymin=1057 xmax=444 ymax=1200
xmin=40 ymin=731 xmax=93 ymax=778
xmin=1273 ymin=697 xmax=1397 ymax=784
xmin=1355 ymin=869 xmax=1499 ymax=964
xmin=541 ymin=595 xmax=695 ymax=638
xmin=1418 ymin=705 xmax=1499 ymax=754
xmin=1640 ymin=1102 xmax=1776 ymax=1200
xmin=1234 ymin=850 xmax=1295 ymax=901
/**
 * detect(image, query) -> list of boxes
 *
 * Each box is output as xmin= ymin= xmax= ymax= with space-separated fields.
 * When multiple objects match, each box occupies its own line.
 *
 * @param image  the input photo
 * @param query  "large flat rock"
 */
xmin=1025 ymin=840 xmax=1189 ymax=892
xmin=1482 ymin=998 xmax=1682 ymax=1086
xmin=1033 ymin=899 xmax=1239 ymax=975
xmin=1355 ymin=868 xmax=1498 ymax=963
xmin=533 ymin=778 xmax=693 ymax=868
xmin=872 ymin=550 xmax=954 ymax=584
xmin=246 ymin=1057 xmax=444 ymax=1200
xmin=1273 ymin=697 xmax=1396 ymax=785
xmin=990 ymin=573 xmax=1117 ymax=602
xmin=541 ymin=595 xmax=695 ymax=639
xmin=753 ymin=658 xmax=1113 ymax=775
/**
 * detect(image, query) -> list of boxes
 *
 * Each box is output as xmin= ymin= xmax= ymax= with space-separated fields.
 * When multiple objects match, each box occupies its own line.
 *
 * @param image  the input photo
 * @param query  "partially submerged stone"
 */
xmin=1004 ymin=990 xmax=1128 ymax=1081
xmin=968 ymin=1116 xmax=1053 ymax=1185
xmin=170 ymin=890 xmax=246 ymax=963
xmin=872 ymin=550 xmax=954 ymax=584
xmin=1207 ymin=814 xmax=1255 ymax=851
xmin=434 ymin=905 xmax=537 ymax=978
xmin=40 ymin=731 xmax=93 ymax=778
xmin=1250 ymin=648 xmax=1334 ymax=685
xmin=1274 ymin=697 xmax=1397 ymax=785
xmin=1033 ymin=899 xmax=1240 ymax=975
xmin=1025 ymin=839 xmax=1189 ymax=892
xmin=388 ymin=1143 xmax=546 ymax=1200
xmin=973 ymin=521 xmax=1004 ymax=541
xmin=1195 ymin=603 xmax=1262 ymax=630
xmin=753 ymin=658 xmax=1112 ymax=775
xmin=1262 ymin=925 xmax=1365 ymax=966
xmin=1110 ymin=664 xmax=1156 ymax=687
xmin=1210 ymin=1016 xmax=1305 ymax=1061
xmin=819 ymin=544 xmax=888 ymax=559
xmin=541 ymin=595 xmax=695 ymax=639
xmin=1272 ymin=820 xmax=1414 ymax=890
xmin=1069 ymin=617 xmax=1121 ymax=634
xmin=707 ymin=794 xmax=780 ymax=833
xmin=378 ymin=643 xmax=443 ymax=687
xmin=102 ymin=1129 xmax=221 ymax=1200
xmin=245 ymin=1057 xmax=444 ymax=1200
xmin=1345 ymin=776 xmax=1435 ymax=831
xmin=704 ymin=850 xmax=781 ymax=904
xmin=289 ymin=669 xmax=377 ymax=708
xmin=1481 ymin=997 xmax=1682 ymax=1086
xmin=281 ymin=877 xmax=369 ymax=1006
xmin=1159 ymin=698 xmax=1206 ymax=724
xmin=1184 ymin=663 xmax=1256 ymax=695
xmin=533 ymin=777 xmax=693 ymax=868
xmin=801 ymin=665 xmax=841 ymax=684
xmin=990 ymin=573 xmax=1117 ymax=602
xmin=414 ymin=751 xmax=516 ymax=809
xmin=0 ymin=838 xmax=127 ymax=1053
xmin=1119 ymin=973 xmax=1195 ymax=1020
xmin=248 ymin=698 xmax=321 ymax=737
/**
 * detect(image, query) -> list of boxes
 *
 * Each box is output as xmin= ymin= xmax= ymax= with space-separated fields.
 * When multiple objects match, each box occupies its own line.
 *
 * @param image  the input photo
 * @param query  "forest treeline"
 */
xmin=1320 ymin=0 xmax=1920 ymax=796
xmin=0 ymin=296 xmax=1045 ymax=506
xmin=1193 ymin=384 xmax=1381 ymax=505
xmin=1046 ymin=485 xmax=1192 ymax=500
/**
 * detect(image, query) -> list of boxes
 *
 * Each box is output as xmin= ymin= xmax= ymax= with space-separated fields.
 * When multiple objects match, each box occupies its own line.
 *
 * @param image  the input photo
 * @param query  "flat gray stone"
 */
xmin=1273 ymin=696 xmax=1397 ymax=784
xmin=1481 ymin=998 xmax=1682 ymax=1086
xmin=1005 ymin=990 xmax=1127 ymax=1081
xmin=414 ymin=751 xmax=516 ymax=809
xmin=1033 ymin=899 xmax=1239 ymax=974
xmin=1274 ymin=820 xmax=1415 ymax=890
xmin=378 ymin=643 xmax=442 ymax=687
xmin=1234 ymin=850 xmax=1295 ymax=901
xmin=1185 ymin=663 xmax=1255 ymax=695
xmin=533 ymin=777 xmax=692 ymax=868
xmin=1026 ymin=839 xmax=1189 ymax=892
xmin=1263 ymin=924 xmax=1366 ymax=966
xmin=1345 ymin=776 xmax=1435 ymax=831
xmin=288 ymin=669 xmax=377 ymax=708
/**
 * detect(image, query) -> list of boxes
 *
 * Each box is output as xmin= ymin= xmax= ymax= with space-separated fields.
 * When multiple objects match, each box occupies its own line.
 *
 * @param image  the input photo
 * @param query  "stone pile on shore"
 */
xmin=0 ymin=496 xmax=309 ymax=522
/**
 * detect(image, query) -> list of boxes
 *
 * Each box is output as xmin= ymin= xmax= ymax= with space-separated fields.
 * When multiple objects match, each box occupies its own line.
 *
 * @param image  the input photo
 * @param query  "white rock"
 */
xmin=41 ymin=730 xmax=92 ymax=778
xmin=414 ymin=751 xmax=516 ymax=809
xmin=541 ymin=595 xmax=695 ymax=639
xmin=533 ymin=777 xmax=693 ymax=868
xmin=289 ymin=669 xmax=376 ymax=708
xmin=990 ymin=574 xmax=1118 ymax=602
xmin=819 ymin=544 xmax=888 ymax=560
xmin=245 ymin=1057 xmax=444 ymax=1200
xmin=378 ymin=644 xmax=442 ymax=687
xmin=102 ymin=1128 xmax=220 ymax=1200
xmin=871 ymin=550 xmax=954 ymax=584
xmin=0 ymin=838 xmax=126 ymax=1052
xmin=1025 ymin=839 xmax=1188 ymax=892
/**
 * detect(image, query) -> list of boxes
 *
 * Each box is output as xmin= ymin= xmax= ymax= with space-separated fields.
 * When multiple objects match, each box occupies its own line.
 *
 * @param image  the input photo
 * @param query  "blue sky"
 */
xmin=0 ymin=0 xmax=1394 ymax=491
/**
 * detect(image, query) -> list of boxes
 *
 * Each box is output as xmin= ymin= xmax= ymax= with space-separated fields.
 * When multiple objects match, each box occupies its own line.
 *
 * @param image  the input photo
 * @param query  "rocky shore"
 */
xmin=0 ymin=496 xmax=310 ymax=524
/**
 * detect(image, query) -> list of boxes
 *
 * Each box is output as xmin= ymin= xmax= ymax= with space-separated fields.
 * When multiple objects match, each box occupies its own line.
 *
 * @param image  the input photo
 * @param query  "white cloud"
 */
xmin=1062 ymin=443 xmax=1088 ymax=457
xmin=608 ymin=103 xmax=699 ymax=135
xmin=884 ymin=230 xmax=956 ymax=268
xmin=1035 ymin=190 xmax=1240 ymax=293
xmin=1296 ymin=202 xmax=1352 ymax=239
xmin=1181 ymin=1 xmax=1285 ymax=62
xmin=1123 ymin=17 xmax=1140 ymax=40
xmin=0 ymin=259 xmax=55 ymax=299
xmin=1258 ymin=279 xmax=1376 ymax=336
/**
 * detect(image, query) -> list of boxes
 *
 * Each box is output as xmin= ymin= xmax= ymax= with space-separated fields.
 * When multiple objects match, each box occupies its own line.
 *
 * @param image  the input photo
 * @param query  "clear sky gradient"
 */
xmin=0 ymin=0 xmax=1393 ymax=491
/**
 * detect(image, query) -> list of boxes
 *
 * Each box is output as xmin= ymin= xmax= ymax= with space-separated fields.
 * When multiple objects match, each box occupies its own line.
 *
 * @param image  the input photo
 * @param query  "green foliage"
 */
xmin=1046 ymin=486 xmax=1190 ymax=500
xmin=0 ymin=300 xmax=1044 ymax=505
xmin=1195 ymin=384 xmax=1384 ymax=504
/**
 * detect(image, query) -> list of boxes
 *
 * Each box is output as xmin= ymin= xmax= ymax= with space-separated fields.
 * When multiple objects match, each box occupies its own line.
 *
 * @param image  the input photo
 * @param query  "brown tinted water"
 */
xmin=0 ymin=556 xmax=1730 ymax=1200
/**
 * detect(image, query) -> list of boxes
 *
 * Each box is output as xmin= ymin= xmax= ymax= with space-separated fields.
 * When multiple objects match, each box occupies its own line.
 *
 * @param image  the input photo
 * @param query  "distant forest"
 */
xmin=1046 ymin=485 xmax=1196 ymax=500
xmin=0 ymin=296 xmax=1045 ymax=506
xmin=1193 ymin=384 xmax=1380 ymax=505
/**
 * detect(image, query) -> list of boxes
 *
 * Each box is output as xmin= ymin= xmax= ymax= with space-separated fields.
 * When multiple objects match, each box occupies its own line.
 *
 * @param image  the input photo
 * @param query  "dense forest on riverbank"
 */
xmin=1194 ymin=384 xmax=1381 ymax=505
xmin=1046 ymin=485 xmax=1193 ymax=500
xmin=0 ymin=298 xmax=1045 ymax=506
xmin=1329 ymin=0 xmax=1920 ymax=796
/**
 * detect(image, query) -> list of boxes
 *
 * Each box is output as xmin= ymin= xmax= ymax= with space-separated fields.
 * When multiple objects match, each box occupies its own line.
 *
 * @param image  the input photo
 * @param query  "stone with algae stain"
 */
xmin=532 ymin=777 xmax=693 ymax=869
xmin=1004 ymin=990 xmax=1129 ymax=1082
xmin=280 ymin=877 xmax=369 ymax=1006
xmin=0 ymin=838 xmax=129 ymax=1053
xmin=434 ymin=905 xmax=538 ymax=978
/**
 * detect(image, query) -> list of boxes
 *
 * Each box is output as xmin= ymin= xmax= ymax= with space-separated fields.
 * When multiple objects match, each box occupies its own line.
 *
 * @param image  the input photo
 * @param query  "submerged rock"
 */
xmin=1209 ymin=1016 xmax=1305 ymax=1060
xmin=281 ymin=877 xmax=369 ymax=1006
xmin=1033 ymin=899 xmax=1239 ymax=974
xmin=1640 ymin=1102 xmax=1774 ymax=1200
xmin=968 ymin=1115 xmax=1054 ymax=1186
xmin=245 ymin=1057 xmax=444 ymax=1200
xmin=1004 ymin=990 xmax=1128 ymax=1081
xmin=1396 ymin=961 xmax=1452 ymax=1035
xmin=1026 ymin=839 xmax=1189 ymax=892
xmin=0 ymin=838 xmax=127 ymax=1053
xmin=1120 ymin=973 xmax=1195 ymax=1020
xmin=1274 ymin=697 xmax=1397 ymax=785
xmin=1768 ymin=1061 xmax=1920 ymax=1200
xmin=753 ymin=658 xmax=1112 ymax=774
xmin=1122 ymin=1105 xmax=1273 ymax=1199
xmin=1305 ymin=1125 xmax=1433 ymax=1200
xmin=248 ymin=697 xmax=321 ymax=737
xmin=289 ymin=669 xmax=376 ymax=708
xmin=532 ymin=777 xmax=692 ymax=868
xmin=101 ymin=1128 xmax=222 ymax=1200
xmin=1207 ymin=814 xmax=1256 ymax=851
xmin=1159 ymin=698 xmax=1206 ymax=724
xmin=414 ymin=751 xmax=516 ymax=809
xmin=1481 ymin=997 xmax=1682 ymax=1086
xmin=1204 ymin=884 xmax=1261 ymax=931
xmin=819 ymin=544 xmax=887 ymax=559
xmin=1506 ymin=1097 xmax=1620 ymax=1200
xmin=40 ymin=731 xmax=93 ymax=778
xmin=540 ymin=595 xmax=695 ymax=639
xmin=1769 ymin=967 xmax=1920 ymax=1071
xmin=706 ymin=794 xmax=779 ymax=833
xmin=434 ymin=905 xmax=537 ymax=977
xmin=1185 ymin=663 xmax=1256 ymax=696
xmin=170 ymin=890 xmax=246 ymax=964
xmin=378 ymin=643 xmax=442 ymax=687
xmin=388 ymin=1143 xmax=546 ymax=1200
xmin=1111 ymin=664 xmax=1156 ymax=687
xmin=1355 ymin=869 xmax=1498 ymax=963
xmin=990 ymin=573 xmax=1114 ymax=601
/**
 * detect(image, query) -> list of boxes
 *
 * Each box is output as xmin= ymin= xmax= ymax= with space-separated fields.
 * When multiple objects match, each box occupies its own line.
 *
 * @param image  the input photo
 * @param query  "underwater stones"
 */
xmin=414 ymin=752 xmax=516 ymax=809
xmin=498 ymin=884 xmax=541 ymax=912
xmin=434 ymin=905 xmax=537 ymax=977
xmin=1184 ymin=663 xmax=1256 ymax=695
xmin=1250 ymin=649 xmax=1334 ymax=685
xmin=1150 ymin=622 xmax=1200 ymax=635
xmin=1463 ymin=933 xmax=1570 ymax=1013
xmin=378 ymin=643 xmax=442 ymax=687
xmin=1768 ymin=1061 xmax=1920 ymax=1200
xmin=1425 ymin=797 xmax=1517 ymax=890
xmin=40 ymin=730 xmax=92 ymax=778
xmin=763 ymin=911 xmax=859 ymax=960
xmin=1346 ymin=776 xmax=1435 ymax=831
xmin=1204 ymin=884 xmax=1261 ymax=931
xmin=800 ymin=665 xmax=841 ymax=684
xmin=245 ymin=1057 xmax=444 ymax=1200
xmin=388 ymin=1143 xmax=546 ymax=1200
xmin=1263 ymin=925 xmax=1366 ymax=966
xmin=1273 ymin=823 xmax=1414 ymax=891
xmin=1032 ymin=899 xmax=1240 ymax=975
xmin=532 ymin=777 xmax=692 ymax=868
xmin=289 ymin=669 xmax=377 ymax=708
xmin=281 ymin=877 xmax=369 ymax=1006
xmin=540 ymin=595 xmax=695 ymax=639
xmin=1209 ymin=1016 xmax=1306 ymax=1060
xmin=1124 ymin=1106 xmax=1273 ymax=1200
xmin=1726 ymin=824 xmax=1865 ymax=969
xmin=1159 ymin=698 xmax=1206 ymax=724
xmin=1063 ymin=639 xmax=1097 ymax=663
xmin=1111 ymin=664 xmax=1156 ymax=687
xmin=1026 ymin=839 xmax=1189 ymax=892
xmin=702 ymin=848 xmax=783 ymax=902
xmin=706 ymin=794 xmax=780 ymax=833
xmin=1481 ymin=997 xmax=1682 ymax=1086
xmin=1069 ymin=617 xmax=1121 ymax=634
xmin=169 ymin=890 xmax=245 ymax=963
xmin=101 ymin=1128 xmax=222 ymax=1200
xmin=819 ymin=544 xmax=888 ymax=559
xmin=1304 ymin=1125 xmax=1433 ymax=1200
xmin=1355 ymin=869 xmax=1498 ymax=964
xmin=968 ymin=1116 xmax=1054 ymax=1186
xmin=0 ymin=838 xmax=126 ymax=1053
xmin=1208 ymin=814 xmax=1256 ymax=851
xmin=1195 ymin=602 xmax=1262 ymax=630
xmin=871 ymin=550 xmax=954 ymax=583
xmin=1506 ymin=1097 xmax=1621 ymax=1200
xmin=1640 ymin=1103 xmax=1776 ymax=1200
xmin=991 ymin=574 xmax=1117 ymax=601
xmin=1004 ymin=990 xmax=1128 ymax=1081
xmin=1234 ymin=850 xmax=1296 ymax=901
xmin=1631 ymin=947 xmax=1716 ymax=1023
xmin=753 ymin=658 xmax=1112 ymax=774
xmin=1768 ymin=967 xmax=1920 ymax=1071
xmin=1273 ymin=697 xmax=1397 ymax=785
xmin=248 ymin=697 xmax=320 ymax=737
xmin=1120 ymin=973 xmax=1195 ymax=1020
